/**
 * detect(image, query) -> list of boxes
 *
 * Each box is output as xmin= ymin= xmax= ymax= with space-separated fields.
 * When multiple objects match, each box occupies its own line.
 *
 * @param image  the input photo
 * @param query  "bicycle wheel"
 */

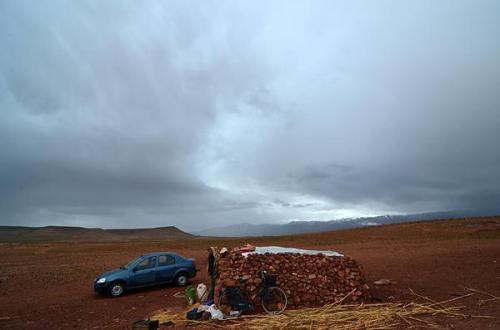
xmin=260 ymin=286 xmax=287 ymax=315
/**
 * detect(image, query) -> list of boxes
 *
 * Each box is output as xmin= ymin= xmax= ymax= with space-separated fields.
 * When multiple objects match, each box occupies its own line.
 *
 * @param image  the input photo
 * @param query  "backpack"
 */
xmin=225 ymin=287 xmax=253 ymax=312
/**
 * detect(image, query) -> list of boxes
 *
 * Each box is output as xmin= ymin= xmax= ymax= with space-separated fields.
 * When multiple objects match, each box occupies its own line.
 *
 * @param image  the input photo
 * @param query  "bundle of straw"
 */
xmin=222 ymin=289 xmax=494 ymax=330
xmin=148 ymin=288 xmax=495 ymax=329
xmin=223 ymin=302 xmax=462 ymax=329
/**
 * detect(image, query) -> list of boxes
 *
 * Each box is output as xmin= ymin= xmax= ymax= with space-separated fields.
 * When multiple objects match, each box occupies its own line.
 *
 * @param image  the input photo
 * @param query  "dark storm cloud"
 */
xmin=0 ymin=0 xmax=269 ymax=229
xmin=1 ymin=1 xmax=499 ymax=230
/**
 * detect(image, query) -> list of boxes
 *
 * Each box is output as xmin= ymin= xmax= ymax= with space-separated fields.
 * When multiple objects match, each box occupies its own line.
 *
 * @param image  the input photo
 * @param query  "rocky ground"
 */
xmin=0 ymin=217 xmax=498 ymax=329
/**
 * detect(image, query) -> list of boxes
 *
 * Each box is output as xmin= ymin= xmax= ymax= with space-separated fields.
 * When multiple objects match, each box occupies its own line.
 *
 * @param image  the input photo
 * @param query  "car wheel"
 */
xmin=108 ymin=281 xmax=126 ymax=297
xmin=175 ymin=273 xmax=188 ymax=286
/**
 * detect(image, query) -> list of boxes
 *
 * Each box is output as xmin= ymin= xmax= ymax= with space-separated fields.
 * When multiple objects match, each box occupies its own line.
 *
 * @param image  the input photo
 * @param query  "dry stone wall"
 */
xmin=216 ymin=250 xmax=370 ymax=307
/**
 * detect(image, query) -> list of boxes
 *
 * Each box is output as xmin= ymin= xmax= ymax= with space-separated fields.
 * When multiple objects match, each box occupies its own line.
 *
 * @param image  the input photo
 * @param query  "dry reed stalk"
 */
xmin=465 ymin=287 xmax=500 ymax=306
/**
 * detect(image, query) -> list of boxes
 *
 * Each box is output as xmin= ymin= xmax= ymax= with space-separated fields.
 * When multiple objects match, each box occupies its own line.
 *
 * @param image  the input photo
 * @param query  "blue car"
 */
xmin=94 ymin=252 xmax=197 ymax=297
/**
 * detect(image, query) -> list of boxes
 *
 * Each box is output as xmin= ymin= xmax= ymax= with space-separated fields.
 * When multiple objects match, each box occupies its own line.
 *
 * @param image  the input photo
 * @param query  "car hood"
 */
xmin=97 ymin=268 xmax=127 ymax=279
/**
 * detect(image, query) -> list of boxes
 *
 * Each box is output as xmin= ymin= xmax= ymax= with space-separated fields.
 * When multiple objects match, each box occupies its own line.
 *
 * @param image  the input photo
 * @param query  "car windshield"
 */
xmin=123 ymin=256 xmax=142 ymax=269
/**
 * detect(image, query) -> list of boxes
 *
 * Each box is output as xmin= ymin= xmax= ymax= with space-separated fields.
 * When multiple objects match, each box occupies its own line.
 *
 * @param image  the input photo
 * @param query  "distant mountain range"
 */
xmin=193 ymin=210 xmax=500 ymax=237
xmin=0 ymin=225 xmax=194 ymax=242
xmin=2 ymin=210 xmax=499 ymax=242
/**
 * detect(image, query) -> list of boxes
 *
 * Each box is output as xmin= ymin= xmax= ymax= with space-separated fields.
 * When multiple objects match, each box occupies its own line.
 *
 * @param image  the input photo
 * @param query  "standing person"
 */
xmin=207 ymin=247 xmax=216 ymax=300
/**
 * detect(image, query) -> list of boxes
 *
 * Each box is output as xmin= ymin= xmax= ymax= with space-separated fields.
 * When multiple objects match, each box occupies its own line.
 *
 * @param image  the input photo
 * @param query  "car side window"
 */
xmin=158 ymin=255 xmax=175 ymax=266
xmin=136 ymin=256 xmax=157 ymax=270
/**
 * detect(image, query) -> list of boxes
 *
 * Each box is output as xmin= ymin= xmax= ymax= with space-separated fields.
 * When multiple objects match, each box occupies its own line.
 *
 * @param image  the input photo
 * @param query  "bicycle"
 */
xmin=217 ymin=270 xmax=288 ymax=316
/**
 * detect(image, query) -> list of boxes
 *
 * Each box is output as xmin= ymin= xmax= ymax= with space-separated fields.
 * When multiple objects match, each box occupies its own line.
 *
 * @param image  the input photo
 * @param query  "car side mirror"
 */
xmin=132 ymin=267 xmax=138 ymax=272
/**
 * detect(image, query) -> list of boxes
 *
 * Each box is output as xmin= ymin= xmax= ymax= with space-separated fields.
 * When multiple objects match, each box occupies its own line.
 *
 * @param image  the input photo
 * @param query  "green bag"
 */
xmin=185 ymin=286 xmax=196 ymax=305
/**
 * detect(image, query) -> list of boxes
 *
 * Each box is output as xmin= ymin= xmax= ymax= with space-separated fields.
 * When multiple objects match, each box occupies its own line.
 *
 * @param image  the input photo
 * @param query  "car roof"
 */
xmin=141 ymin=252 xmax=179 ymax=257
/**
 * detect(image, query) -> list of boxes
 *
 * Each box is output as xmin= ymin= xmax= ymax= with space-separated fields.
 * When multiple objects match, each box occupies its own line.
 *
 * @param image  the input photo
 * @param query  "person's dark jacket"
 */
xmin=208 ymin=253 xmax=215 ymax=277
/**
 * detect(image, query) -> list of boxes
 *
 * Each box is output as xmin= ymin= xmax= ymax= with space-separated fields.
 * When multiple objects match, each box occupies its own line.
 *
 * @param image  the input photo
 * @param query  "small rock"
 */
xmin=373 ymin=279 xmax=392 ymax=286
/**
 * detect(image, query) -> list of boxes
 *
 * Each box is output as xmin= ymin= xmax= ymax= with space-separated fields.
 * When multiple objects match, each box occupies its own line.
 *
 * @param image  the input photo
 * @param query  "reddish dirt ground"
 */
xmin=0 ymin=217 xmax=499 ymax=329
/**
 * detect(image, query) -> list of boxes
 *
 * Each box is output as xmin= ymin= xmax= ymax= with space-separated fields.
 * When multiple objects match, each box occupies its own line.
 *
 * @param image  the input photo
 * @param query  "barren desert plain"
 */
xmin=0 ymin=217 xmax=499 ymax=329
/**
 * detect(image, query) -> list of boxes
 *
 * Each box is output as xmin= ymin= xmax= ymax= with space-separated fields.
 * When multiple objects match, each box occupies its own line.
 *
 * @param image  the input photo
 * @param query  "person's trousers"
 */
xmin=209 ymin=275 xmax=216 ymax=300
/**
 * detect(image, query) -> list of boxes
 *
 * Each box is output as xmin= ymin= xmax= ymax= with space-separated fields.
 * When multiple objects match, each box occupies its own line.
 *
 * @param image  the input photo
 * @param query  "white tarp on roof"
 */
xmin=242 ymin=246 xmax=344 ymax=258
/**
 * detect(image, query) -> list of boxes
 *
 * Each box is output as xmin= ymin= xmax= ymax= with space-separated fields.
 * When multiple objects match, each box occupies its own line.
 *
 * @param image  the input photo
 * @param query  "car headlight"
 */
xmin=96 ymin=277 xmax=106 ymax=284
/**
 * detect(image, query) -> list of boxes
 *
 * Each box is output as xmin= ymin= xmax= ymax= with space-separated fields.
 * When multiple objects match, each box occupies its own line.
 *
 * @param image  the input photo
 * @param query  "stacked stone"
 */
xmin=216 ymin=250 xmax=370 ymax=307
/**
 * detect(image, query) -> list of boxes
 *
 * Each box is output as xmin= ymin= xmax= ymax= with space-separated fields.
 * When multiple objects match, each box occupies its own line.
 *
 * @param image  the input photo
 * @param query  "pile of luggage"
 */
xmin=183 ymin=283 xmax=224 ymax=320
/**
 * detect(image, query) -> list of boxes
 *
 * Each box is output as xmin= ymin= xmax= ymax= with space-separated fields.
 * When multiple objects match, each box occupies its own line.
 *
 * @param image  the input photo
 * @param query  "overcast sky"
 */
xmin=1 ymin=1 xmax=499 ymax=231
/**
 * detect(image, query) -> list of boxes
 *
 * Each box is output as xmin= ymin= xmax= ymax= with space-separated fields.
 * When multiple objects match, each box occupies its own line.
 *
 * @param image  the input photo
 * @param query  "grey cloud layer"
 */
xmin=1 ymin=1 xmax=499 ymax=230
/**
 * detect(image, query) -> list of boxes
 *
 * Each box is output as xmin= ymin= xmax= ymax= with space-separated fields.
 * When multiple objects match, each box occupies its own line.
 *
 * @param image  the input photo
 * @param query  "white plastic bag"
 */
xmin=208 ymin=304 xmax=224 ymax=320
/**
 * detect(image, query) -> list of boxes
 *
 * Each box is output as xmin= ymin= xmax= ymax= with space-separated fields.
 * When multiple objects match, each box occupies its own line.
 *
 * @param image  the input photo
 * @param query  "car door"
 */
xmin=156 ymin=254 xmax=177 ymax=283
xmin=129 ymin=256 xmax=157 ymax=287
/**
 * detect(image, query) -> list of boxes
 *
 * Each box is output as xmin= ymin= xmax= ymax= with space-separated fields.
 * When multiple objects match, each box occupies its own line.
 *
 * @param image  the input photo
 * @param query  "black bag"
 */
xmin=225 ymin=287 xmax=252 ymax=312
xmin=132 ymin=319 xmax=159 ymax=330
xmin=263 ymin=273 xmax=277 ymax=286
xmin=186 ymin=308 xmax=204 ymax=320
